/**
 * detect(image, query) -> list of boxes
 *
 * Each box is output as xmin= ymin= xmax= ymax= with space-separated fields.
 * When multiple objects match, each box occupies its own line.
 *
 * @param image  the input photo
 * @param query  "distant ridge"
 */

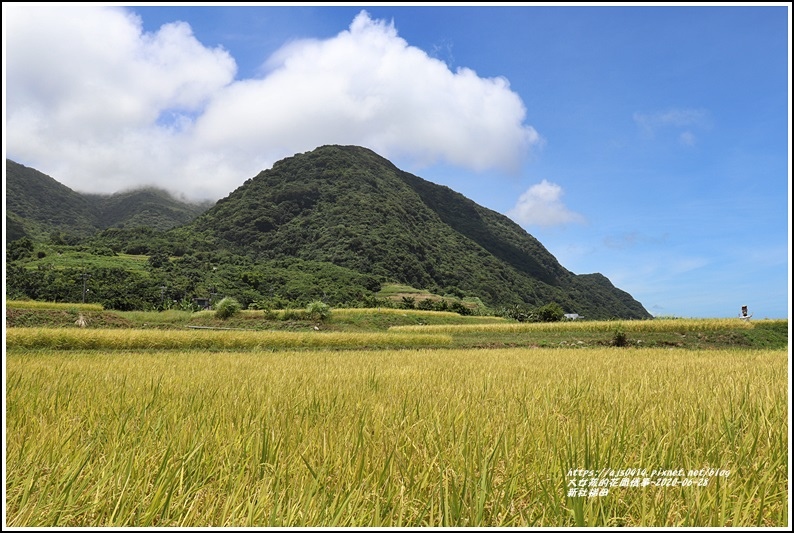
xmin=5 ymin=159 xmax=212 ymax=240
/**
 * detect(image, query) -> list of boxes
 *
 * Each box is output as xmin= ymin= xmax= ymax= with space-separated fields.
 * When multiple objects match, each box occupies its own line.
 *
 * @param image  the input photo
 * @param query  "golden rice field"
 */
xmin=5 ymin=342 xmax=788 ymax=527
xmin=5 ymin=300 xmax=104 ymax=311
xmin=5 ymin=327 xmax=452 ymax=351
xmin=389 ymin=318 xmax=761 ymax=334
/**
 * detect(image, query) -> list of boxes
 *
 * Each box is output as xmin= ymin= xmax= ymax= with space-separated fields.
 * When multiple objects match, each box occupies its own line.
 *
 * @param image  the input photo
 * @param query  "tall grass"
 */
xmin=5 ymin=327 xmax=452 ymax=351
xmin=331 ymin=308 xmax=508 ymax=324
xmin=6 ymin=347 xmax=787 ymax=527
xmin=333 ymin=307 xmax=465 ymax=318
xmin=116 ymin=309 xmax=196 ymax=326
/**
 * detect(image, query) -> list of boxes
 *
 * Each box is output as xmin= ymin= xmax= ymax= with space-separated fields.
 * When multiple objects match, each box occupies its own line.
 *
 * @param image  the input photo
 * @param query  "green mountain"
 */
xmin=188 ymin=145 xmax=651 ymax=319
xmin=5 ymin=159 xmax=211 ymax=240
xmin=86 ymin=188 xmax=213 ymax=232
xmin=6 ymin=159 xmax=100 ymax=240
xmin=5 ymin=148 xmax=651 ymax=318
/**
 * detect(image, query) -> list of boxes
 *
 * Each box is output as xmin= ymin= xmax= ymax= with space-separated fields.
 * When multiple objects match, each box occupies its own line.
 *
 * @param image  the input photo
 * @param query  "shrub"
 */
xmin=417 ymin=298 xmax=436 ymax=310
xmin=450 ymin=301 xmax=472 ymax=316
xmin=215 ymin=297 xmax=241 ymax=320
xmin=281 ymin=309 xmax=308 ymax=321
xmin=536 ymin=302 xmax=564 ymax=322
xmin=306 ymin=300 xmax=331 ymax=322
xmin=612 ymin=326 xmax=628 ymax=347
xmin=500 ymin=304 xmax=534 ymax=322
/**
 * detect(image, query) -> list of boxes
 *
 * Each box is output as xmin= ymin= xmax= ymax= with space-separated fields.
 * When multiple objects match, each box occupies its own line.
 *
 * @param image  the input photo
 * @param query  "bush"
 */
xmin=536 ymin=302 xmax=564 ymax=322
xmin=417 ymin=298 xmax=436 ymax=310
xmin=612 ymin=326 xmax=628 ymax=347
xmin=500 ymin=304 xmax=534 ymax=322
xmin=306 ymin=300 xmax=331 ymax=322
xmin=215 ymin=297 xmax=241 ymax=320
xmin=281 ymin=309 xmax=308 ymax=321
xmin=450 ymin=301 xmax=472 ymax=316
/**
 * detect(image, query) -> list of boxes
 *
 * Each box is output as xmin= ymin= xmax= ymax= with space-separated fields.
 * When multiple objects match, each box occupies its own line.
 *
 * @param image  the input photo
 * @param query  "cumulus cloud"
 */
xmin=5 ymin=6 xmax=539 ymax=201
xmin=507 ymin=179 xmax=585 ymax=227
xmin=5 ymin=4 xmax=237 ymax=199
xmin=193 ymin=11 xmax=539 ymax=173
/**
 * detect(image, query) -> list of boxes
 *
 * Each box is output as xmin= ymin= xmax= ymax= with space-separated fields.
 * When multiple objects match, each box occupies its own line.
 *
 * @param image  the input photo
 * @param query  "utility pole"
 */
xmin=160 ymin=285 xmax=167 ymax=309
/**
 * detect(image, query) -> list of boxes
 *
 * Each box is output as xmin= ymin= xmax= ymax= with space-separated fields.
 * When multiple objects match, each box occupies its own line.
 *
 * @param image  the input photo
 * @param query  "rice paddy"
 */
xmin=388 ymin=318 xmax=761 ymax=334
xmin=5 ymin=300 xmax=105 ymax=312
xmin=4 ymin=317 xmax=789 ymax=527
xmin=5 ymin=327 xmax=452 ymax=351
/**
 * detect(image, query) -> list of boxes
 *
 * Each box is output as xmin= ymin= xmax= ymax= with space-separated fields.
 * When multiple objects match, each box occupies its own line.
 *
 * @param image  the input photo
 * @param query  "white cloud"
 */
xmin=633 ymin=108 xmax=709 ymax=145
xmin=507 ymin=180 xmax=585 ymax=227
xmin=193 ymin=11 xmax=539 ymax=174
xmin=5 ymin=7 xmax=540 ymax=201
xmin=5 ymin=4 xmax=237 ymax=198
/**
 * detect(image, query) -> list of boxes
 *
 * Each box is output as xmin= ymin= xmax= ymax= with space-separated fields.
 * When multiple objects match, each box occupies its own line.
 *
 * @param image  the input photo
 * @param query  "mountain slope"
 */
xmin=6 ymin=159 xmax=101 ymax=239
xmin=5 ymin=159 xmax=211 ymax=239
xmin=88 ymin=188 xmax=213 ymax=231
xmin=189 ymin=145 xmax=651 ymax=318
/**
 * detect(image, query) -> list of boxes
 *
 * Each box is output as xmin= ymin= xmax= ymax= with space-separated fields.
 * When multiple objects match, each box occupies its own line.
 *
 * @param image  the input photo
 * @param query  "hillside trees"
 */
xmin=6 ymin=147 xmax=652 ymax=319
xmin=7 ymin=237 xmax=33 ymax=261
xmin=5 ymin=235 xmax=386 ymax=310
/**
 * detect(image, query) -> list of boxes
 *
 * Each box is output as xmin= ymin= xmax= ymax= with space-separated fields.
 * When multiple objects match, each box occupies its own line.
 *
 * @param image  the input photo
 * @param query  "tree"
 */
xmin=7 ymin=237 xmax=33 ymax=261
xmin=536 ymin=302 xmax=564 ymax=322
xmin=147 ymin=250 xmax=169 ymax=269
xmin=401 ymin=296 xmax=416 ymax=309
xmin=215 ymin=297 xmax=242 ymax=319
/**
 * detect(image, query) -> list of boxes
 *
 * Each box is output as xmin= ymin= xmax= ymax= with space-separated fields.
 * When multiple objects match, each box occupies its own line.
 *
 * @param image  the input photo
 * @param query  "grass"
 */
xmin=327 ymin=308 xmax=507 ymax=331
xmin=375 ymin=283 xmax=431 ymax=297
xmin=388 ymin=318 xmax=760 ymax=334
xmin=6 ymin=300 xmax=104 ymax=312
xmin=5 ymin=303 xmax=787 ymax=350
xmin=6 ymin=305 xmax=500 ymax=332
xmin=5 ymin=347 xmax=788 ymax=527
xmin=387 ymin=319 xmax=788 ymax=350
xmin=374 ymin=283 xmax=484 ymax=311
xmin=115 ymin=309 xmax=198 ymax=327
xmin=5 ymin=327 xmax=453 ymax=351
xmin=20 ymin=251 xmax=150 ymax=273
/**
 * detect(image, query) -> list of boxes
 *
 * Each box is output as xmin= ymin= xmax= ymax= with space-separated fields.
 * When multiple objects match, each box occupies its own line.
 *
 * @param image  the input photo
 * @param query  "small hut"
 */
xmin=192 ymin=297 xmax=211 ymax=310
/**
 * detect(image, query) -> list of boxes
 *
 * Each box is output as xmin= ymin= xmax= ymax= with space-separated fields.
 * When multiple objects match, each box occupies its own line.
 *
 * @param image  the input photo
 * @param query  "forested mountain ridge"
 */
xmin=186 ymin=145 xmax=651 ymax=318
xmin=5 ymin=159 xmax=211 ymax=241
xmin=6 ymin=160 xmax=100 ymax=241
xmin=5 ymin=147 xmax=650 ymax=318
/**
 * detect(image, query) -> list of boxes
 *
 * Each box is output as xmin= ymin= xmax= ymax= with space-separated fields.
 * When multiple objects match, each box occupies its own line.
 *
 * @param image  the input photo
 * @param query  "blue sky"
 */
xmin=3 ymin=3 xmax=791 ymax=318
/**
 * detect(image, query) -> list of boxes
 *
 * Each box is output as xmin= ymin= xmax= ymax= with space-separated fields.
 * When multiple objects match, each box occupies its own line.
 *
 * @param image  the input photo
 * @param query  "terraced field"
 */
xmin=5 ymin=304 xmax=789 ymax=526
